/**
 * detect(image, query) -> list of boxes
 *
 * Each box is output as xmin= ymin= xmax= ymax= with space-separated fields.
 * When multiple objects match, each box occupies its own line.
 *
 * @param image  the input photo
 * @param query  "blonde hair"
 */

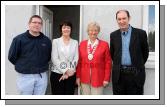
xmin=87 ymin=22 xmax=100 ymax=33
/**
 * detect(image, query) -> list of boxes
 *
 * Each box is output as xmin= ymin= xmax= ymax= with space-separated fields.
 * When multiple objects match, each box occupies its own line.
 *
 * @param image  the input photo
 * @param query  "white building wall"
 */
xmin=81 ymin=5 xmax=143 ymax=44
xmin=5 ymin=5 xmax=35 ymax=95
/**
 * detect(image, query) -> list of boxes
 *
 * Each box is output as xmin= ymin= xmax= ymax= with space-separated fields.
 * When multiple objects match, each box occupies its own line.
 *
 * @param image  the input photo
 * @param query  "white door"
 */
xmin=39 ymin=6 xmax=53 ymax=40
xmin=39 ymin=6 xmax=53 ymax=94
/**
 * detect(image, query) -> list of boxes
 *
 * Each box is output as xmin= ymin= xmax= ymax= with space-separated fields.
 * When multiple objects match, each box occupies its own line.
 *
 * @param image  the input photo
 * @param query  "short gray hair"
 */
xmin=87 ymin=22 xmax=100 ymax=33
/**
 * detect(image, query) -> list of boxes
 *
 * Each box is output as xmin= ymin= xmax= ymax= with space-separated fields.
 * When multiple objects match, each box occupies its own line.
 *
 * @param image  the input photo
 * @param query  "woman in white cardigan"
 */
xmin=50 ymin=21 xmax=78 ymax=95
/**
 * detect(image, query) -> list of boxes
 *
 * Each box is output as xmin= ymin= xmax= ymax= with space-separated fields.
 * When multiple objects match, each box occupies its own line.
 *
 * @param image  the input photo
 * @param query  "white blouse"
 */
xmin=51 ymin=37 xmax=79 ymax=74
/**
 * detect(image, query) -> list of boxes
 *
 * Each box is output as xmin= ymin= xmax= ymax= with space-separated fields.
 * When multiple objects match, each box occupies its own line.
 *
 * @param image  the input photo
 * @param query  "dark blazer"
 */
xmin=110 ymin=27 xmax=149 ymax=86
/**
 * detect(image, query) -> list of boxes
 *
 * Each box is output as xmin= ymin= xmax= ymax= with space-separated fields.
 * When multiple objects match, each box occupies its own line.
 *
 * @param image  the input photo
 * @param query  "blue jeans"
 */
xmin=16 ymin=72 xmax=48 ymax=95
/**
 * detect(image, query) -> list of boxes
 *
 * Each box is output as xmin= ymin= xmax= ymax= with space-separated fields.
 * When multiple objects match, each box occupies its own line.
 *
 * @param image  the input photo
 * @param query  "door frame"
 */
xmin=36 ymin=5 xmax=82 ymax=42
xmin=35 ymin=5 xmax=53 ymax=40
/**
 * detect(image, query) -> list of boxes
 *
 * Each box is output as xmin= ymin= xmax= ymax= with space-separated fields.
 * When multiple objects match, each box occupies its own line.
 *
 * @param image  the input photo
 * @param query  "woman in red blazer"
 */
xmin=76 ymin=22 xmax=112 ymax=95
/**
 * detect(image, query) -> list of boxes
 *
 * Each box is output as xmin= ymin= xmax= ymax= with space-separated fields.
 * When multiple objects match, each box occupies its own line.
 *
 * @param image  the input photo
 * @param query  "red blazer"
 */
xmin=76 ymin=39 xmax=112 ymax=87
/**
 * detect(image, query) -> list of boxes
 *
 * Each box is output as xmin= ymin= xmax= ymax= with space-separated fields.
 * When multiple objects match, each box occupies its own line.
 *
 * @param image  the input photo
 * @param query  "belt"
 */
xmin=121 ymin=65 xmax=133 ymax=68
xmin=120 ymin=65 xmax=138 ymax=75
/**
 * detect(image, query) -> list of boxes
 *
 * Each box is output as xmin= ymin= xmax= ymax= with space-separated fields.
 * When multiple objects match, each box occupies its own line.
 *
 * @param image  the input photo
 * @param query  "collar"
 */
xmin=60 ymin=36 xmax=71 ymax=46
xmin=26 ymin=30 xmax=43 ymax=38
xmin=121 ymin=25 xmax=132 ymax=36
xmin=88 ymin=38 xmax=99 ymax=47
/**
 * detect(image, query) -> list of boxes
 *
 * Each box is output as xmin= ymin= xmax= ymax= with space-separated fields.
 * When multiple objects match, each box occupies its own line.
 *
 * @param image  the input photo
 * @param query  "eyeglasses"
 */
xmin=31 ymin=22 xmax=42 ymax=25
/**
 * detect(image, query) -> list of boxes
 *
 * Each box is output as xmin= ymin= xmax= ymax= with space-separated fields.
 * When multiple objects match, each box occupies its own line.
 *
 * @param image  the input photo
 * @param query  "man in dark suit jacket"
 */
xmin=110 ymin=10 xmax=149 ymax=95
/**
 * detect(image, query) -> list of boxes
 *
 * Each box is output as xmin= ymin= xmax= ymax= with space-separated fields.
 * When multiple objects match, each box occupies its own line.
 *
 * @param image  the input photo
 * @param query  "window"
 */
xmin=148 ymin=5 xmax=155 ymax=52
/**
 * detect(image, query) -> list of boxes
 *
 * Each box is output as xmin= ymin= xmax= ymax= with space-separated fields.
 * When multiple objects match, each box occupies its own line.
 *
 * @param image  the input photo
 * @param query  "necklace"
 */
xmin=87 ymin=41 xmax=98 ymax=60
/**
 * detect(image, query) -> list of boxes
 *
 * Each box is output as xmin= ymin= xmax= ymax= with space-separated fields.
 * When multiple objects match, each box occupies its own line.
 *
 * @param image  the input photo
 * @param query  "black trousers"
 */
xmin=50 ymin=72 xmax=76 ymax=95
xmin=113 ymin=68 xmax=144 ymax=95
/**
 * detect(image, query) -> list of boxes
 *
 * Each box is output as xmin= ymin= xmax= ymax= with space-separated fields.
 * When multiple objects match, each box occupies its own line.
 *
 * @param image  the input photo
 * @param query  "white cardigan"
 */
xmin=51 ymin=37 xmax=79 ymax=74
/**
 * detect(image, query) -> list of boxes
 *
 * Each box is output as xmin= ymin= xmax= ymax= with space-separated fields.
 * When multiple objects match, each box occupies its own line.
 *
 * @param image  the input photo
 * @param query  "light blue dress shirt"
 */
xmin=121 ymin=25 xmax=132 ymax=65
